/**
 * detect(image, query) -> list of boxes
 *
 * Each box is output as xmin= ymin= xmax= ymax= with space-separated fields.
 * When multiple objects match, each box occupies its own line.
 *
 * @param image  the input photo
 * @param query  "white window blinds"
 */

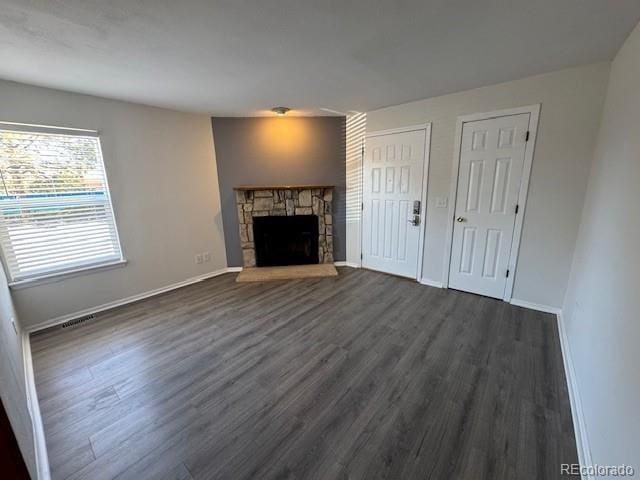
xmin=0 ymin=124 xmax=123 ymax=283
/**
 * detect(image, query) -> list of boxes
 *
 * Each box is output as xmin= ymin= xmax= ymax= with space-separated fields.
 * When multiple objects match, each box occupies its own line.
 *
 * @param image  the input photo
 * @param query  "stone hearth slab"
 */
xmin=236 ymin=264 xmax=338 ymax=283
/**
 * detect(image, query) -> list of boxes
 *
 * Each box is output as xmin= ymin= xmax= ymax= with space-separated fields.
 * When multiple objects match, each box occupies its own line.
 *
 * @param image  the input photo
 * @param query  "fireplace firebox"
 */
xmin=253 ymin=215 xmax=319 ymax=267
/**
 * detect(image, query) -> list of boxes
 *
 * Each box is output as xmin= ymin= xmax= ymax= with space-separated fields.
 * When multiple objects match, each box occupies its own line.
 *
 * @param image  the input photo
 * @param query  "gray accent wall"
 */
xmin=212 ymin=117 xmax=346 ymax=266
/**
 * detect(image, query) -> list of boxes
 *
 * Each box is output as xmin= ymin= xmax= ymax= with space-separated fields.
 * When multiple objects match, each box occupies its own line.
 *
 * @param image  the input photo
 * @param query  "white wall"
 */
xmin=562 ymin=22 xmax=640 ymax=471
xmin=0 ymin=263 xmax=36 ymax=477
xmin=0 ymin=80 xmax=228 ymax=329
xmin=364 ymin=62 xmax=610 ymax=307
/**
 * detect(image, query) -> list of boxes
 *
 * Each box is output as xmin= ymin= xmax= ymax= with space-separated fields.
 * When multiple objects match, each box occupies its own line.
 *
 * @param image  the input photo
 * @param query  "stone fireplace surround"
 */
xmin=234 ymin=185 xmax=334 ymax=267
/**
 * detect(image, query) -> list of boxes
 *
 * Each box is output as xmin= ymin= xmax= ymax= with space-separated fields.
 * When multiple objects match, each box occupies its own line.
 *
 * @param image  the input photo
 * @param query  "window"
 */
xmin=346 ymin=112 xmax=366 ymax=223
xmin=0 ymin=123 xmax=123 ymax=284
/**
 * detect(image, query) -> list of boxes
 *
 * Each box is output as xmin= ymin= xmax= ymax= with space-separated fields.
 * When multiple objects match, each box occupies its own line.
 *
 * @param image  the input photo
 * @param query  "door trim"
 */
xmin=441 ymin=104 xmax=540 ymax=301
xmin=362 ymin=123 xmax=432 ymax=281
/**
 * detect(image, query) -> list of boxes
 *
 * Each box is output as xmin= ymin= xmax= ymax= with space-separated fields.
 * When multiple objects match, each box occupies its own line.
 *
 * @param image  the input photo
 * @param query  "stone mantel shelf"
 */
xmin=234 ymin=184 xmax=334 ymax=191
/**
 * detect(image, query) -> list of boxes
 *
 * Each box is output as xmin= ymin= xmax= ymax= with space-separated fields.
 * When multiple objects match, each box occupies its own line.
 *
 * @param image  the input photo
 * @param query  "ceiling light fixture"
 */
xmin=271 ymin=106 xmax=291 ymax=116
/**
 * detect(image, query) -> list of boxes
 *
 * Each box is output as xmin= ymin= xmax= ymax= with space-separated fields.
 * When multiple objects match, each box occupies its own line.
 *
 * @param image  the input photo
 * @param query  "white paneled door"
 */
xmin=362 ymin=127 xmax=428 ymax=279
xmin=448 ymin=113 xmax=530 ymax=298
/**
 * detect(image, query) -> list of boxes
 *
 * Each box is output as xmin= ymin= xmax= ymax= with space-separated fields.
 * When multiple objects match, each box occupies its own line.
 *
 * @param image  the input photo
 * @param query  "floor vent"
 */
xmin=61 ymin=314 xmax=97 ymax=329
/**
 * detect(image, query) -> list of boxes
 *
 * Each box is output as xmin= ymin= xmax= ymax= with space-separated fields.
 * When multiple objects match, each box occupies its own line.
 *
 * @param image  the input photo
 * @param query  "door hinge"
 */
xmin=515 ymin=204 xmax=519 ymax=214
xmin=506 ymin=269 xmax=510 ymax=278
xmin=361 ymin=202 xmax=364 ymax=211
xmin=360 ymin=253 xmax=363 ymax=260
xmin=525 ymin=131 xmax=530 ymax=142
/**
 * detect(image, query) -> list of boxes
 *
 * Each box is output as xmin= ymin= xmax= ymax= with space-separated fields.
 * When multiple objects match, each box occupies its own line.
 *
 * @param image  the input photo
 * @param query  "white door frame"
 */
xmin=442 ymin=105 xmax=540 ymax=301
xmin=361 ymin=123 xmax=432 ymax=281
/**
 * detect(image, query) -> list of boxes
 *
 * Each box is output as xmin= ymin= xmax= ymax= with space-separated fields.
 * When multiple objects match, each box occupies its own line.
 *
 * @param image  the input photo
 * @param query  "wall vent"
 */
xmin=61 ymin=314 xmax=96 ymax=329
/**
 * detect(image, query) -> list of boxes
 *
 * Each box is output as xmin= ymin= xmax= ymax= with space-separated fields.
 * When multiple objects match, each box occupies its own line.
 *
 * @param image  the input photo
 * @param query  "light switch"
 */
xmin=435 ymin=196 xmax=448 ymax=208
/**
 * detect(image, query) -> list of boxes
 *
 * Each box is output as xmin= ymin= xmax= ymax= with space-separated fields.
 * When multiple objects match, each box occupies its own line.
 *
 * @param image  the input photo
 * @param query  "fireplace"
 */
xmin=253 ymin=215 xmax=319 ymax=266
xmin=234 ymin=185 xmax=334 ymax=267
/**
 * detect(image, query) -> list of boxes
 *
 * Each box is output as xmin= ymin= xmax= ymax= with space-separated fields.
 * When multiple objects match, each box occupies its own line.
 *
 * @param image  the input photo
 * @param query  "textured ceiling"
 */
xmin=1 ymin=0 xmax=639 ymax=115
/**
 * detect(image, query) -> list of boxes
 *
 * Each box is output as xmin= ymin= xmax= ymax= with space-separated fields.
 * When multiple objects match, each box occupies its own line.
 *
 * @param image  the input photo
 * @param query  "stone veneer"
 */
xmin=235 ymin=187 xmax=334 ymax=267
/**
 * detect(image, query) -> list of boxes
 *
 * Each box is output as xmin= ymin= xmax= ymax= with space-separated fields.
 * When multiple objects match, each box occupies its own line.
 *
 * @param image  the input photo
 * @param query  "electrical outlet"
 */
xmin=203 ymin=252 xmax=211 ymax=262
xmin=195 ymin=254 xmax=203 ymax=264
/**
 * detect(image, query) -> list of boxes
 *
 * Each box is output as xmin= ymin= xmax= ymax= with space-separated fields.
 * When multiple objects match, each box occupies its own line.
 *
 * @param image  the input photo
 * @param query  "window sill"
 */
xmin=9 ymin=259 xmax=128 ymax=290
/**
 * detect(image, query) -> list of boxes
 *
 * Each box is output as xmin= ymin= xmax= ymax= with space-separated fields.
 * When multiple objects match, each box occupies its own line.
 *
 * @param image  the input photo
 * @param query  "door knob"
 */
xmin=456 ymin=217 xmax=466 ymax=222
xmin=408 ymin=215 xmax=420 ymax=226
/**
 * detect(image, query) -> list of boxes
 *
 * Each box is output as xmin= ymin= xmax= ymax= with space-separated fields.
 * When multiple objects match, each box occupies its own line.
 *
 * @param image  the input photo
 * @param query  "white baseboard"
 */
xmin=334 ymin=261 xmax=360 ymax=268
xmin=26 ymin=268 xmax=234 ymax=333
xmin=226 ymin=266 xmax=242 ymax=272
xmin=509 ymin=298 xmax=561 ymax=315
xmin=557 ymin=311 xmax=593 ymax=480
xmin=22 ymin=333 xmax=50 ymax=480
xmin=419 ymin=278 xmax=443 ymax=288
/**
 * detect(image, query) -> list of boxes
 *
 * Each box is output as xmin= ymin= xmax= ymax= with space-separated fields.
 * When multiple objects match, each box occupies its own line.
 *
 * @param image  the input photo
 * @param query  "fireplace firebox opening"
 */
xmin=253 ymin=215 xmax=319 ymax=267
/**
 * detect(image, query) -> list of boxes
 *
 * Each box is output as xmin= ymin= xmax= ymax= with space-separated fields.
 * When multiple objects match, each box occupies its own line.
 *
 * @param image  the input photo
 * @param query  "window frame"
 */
xmin=0 ymin=122 xmax=126 ymax=287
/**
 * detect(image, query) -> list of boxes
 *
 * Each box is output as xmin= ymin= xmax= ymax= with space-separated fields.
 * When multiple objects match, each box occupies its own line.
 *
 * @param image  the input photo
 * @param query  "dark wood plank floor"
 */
xmin=31 ymin=268 xmax=578 ymax=480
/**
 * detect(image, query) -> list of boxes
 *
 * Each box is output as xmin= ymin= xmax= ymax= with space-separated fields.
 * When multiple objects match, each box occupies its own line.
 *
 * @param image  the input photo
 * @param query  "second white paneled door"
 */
xmin=448 ymin=113 xmax=530 ymax=298
xmin=362 ymin=126 xmax=428 ymax=279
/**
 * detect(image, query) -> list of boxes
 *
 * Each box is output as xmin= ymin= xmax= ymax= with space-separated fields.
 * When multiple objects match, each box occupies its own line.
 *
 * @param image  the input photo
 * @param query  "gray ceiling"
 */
xmin=1 ymin=0 xmax=639 ymax=116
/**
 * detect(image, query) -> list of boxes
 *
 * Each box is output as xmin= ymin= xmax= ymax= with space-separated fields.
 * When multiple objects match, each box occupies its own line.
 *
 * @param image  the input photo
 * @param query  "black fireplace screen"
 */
xmin=253 ymin=215 xmax=319 ymax=267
